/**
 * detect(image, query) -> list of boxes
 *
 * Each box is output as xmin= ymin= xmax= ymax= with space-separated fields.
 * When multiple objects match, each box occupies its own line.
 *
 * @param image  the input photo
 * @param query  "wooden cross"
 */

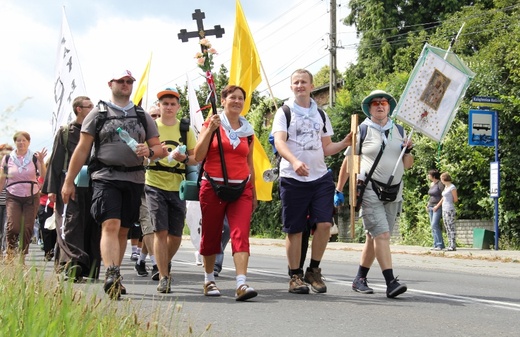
xmin=178 ymin=9 xmax=225 ymax=50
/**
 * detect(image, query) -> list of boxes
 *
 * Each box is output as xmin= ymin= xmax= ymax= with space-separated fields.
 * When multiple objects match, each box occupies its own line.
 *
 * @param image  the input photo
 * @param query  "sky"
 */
xmin=0 ymin=0 xmax=359 ymax=152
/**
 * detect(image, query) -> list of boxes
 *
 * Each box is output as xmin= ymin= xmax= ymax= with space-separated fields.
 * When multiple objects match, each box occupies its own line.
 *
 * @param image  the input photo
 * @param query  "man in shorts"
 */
xmin=62 ymin=69 xmax=166 ymax=299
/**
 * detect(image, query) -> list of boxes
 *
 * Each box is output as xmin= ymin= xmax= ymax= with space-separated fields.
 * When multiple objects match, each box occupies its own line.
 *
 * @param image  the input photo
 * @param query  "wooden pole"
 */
xmin=348 ymin=114 xmax=360 ymax=238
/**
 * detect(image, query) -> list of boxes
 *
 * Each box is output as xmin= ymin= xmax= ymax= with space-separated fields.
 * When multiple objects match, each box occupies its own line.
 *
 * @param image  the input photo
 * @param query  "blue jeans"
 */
xmin=428 ymin=206 xmax=444 ymax=248
xmin=214 ymin=216 xmax=230 ymax=272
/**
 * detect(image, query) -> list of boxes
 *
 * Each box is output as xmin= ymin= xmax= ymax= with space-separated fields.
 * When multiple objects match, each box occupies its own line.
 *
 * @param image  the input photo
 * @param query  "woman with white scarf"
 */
xmin=0 ymin=131 xmax=46 ymax=261
xmin=194 ymin=85 xmax=257 ymax=301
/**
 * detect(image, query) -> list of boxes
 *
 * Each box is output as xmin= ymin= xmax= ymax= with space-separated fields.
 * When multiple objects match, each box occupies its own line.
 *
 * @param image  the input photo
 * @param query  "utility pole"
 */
xmin=329 ymin=0 xmax=337 ymax=107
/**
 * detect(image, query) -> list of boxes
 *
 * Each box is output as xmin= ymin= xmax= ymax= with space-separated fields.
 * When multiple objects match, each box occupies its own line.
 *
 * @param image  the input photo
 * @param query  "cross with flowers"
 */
xmin=178 ymin=9 xmax=225 ymax=114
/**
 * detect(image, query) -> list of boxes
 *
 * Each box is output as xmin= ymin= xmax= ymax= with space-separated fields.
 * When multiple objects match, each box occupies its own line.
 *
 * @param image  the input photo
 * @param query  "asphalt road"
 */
xmin=28 ymin=238 xmax=520 ymax=337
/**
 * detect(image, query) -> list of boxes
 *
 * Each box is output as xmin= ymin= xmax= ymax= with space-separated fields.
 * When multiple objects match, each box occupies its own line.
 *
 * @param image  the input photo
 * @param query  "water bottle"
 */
xmin=168 ymin=144 xmax=186 ymax=163
xmin=116 ymin=127 xmax=138 ymax=151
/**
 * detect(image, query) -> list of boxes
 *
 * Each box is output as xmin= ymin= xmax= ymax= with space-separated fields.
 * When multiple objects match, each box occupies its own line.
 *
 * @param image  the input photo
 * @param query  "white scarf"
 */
xmin=11 ymin=149 xmax=34 ymax=173
xmin=107 ymin=101 xmax=135 ymax=116
xmin=286 ymin=97 xmax=318 ymax=119
xmin=219 ymin=112 xmax=254 ymax=149
xmin=362 ymin=117 xmax=395 ymax=145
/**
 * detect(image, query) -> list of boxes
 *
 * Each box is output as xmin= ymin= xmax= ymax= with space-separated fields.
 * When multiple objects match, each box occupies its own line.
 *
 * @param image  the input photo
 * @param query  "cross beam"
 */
xmin=178 ymin=9 xmax=225 ymax=44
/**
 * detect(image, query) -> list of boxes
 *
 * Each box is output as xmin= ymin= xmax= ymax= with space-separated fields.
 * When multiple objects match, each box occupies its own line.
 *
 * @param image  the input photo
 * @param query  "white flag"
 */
xmin=52 ymin=7 xmax=87 ymax=135
xmin=186 ymin=73 xmax=205 ymax=138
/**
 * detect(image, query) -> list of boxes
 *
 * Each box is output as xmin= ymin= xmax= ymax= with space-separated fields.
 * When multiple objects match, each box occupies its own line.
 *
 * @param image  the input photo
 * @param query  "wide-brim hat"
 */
xmin=361 ymin=90 xmax=397 ymax=117
xmin=157 ymin=87 xmax=180 ymax=100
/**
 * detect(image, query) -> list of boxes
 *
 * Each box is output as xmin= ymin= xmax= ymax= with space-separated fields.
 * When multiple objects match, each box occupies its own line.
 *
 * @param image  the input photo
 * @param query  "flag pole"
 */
xmin=260 ymin=61 xmax=279 ymax=111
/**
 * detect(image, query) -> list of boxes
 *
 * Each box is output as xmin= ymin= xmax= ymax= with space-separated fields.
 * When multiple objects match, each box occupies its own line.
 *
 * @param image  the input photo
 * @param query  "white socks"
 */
xmin=236 ymin=274 xmax=246 ymax=288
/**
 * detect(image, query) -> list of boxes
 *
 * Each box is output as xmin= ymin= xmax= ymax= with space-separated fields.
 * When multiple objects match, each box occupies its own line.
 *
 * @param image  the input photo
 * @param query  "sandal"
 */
xmin=204 ymin=281 xmax=221 ymax=296
xmin=236 ymin=284 xmax=258 ymax=301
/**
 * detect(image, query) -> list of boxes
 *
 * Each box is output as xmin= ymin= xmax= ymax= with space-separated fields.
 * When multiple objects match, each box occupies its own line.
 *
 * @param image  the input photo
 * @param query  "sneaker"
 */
xmin=352 ymin=277 xmax=374 ymax=294
xmin=288 ymin=274 xmax=309 ymax=294
xmin=303 ymin=267 xmax=327 ymax=293
xmin=236 ymin=284 xmax=258 ymax=301
xmin=445 ymin=246 xmax=456 ymax=251
xmin=134 ymin=260 xmax=148 ymax=277
xmin=204 ymin=281 xmax=221 ymax=296
xmin=386 ymin=277 xmax=407 ymax=298
xmin=214 ymin=266 xmax=222 ymax=277
xmin=151 ymin=264 xmax=160 ymax=281
xmin=130 ymin=252 xmax=139 ymax=261
xmin=103 ymin=266 xmax=121 ymax=300
xmin=194 ymin=251 xmax=203 ymax=266
xmin=157 ymin=276 xmax=172 ymax=293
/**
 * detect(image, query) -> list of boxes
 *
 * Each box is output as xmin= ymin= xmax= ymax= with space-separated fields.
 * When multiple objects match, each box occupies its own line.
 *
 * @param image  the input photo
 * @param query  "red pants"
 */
xmin=199 ymin=179 xmax=253 ymax=256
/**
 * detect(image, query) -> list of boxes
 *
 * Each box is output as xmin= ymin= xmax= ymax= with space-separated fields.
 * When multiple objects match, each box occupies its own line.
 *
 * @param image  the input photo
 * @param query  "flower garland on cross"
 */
xmin=194 ymin=38 xmax=219 ymax=110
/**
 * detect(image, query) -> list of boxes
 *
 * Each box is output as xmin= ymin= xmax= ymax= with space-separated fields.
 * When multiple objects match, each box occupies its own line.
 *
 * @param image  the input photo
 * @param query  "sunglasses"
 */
xmin=370 ymin=100 xmax=389 ymax=107
xmin=151 ymin=114 xmax=160 ymax=118
xmin=113 ymin=79 xmax=134 ymax=85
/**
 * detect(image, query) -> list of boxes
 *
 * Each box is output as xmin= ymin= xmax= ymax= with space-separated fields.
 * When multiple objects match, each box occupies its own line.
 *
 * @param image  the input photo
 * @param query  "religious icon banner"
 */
xmin=393 ymin=43 xmax=476 ymax=142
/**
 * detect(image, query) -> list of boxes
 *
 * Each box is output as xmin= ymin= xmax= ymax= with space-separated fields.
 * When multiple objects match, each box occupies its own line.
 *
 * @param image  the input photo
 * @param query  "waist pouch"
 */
xmin=204 ymin=172 xmax=248 ymax=202
xmin=371 ymin=179 xmax=401 ymax=202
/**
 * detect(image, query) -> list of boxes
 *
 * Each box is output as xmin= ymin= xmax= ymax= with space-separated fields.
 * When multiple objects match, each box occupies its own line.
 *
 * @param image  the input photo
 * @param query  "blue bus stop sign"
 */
xmin=468 ymin=109 xmax=496 ymax=147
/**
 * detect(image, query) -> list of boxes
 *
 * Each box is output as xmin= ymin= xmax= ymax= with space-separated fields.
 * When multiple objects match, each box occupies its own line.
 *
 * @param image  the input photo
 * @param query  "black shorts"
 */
xmin=90 ymin=179 xmax=144 ymax=228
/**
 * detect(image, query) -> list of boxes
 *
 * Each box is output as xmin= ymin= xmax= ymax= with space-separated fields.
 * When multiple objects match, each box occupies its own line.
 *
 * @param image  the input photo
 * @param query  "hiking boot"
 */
xmin=151 ymin=264 xmax=159 ymax=281
xmin=103 ymin=266 xmax=121 ymax=300
xmin=386 ymin=277 xmax=407 ymax=298
xmin=203 ymin=281 xmax=221 ymax=296
xmin=288 ymin=274 xmax=309 ymax=294
xmin=236 ymin=284 xmax=258 ymax=301
xmin=157 ymin=276 xmax=172 ymax=293
xmin=130 ymin=252 xmax=139 ymax=261
xmin=352 ymin=277 xmax=374 ymax=294
xmin=134 ymin=260 xmax=148 ymax=277
xmin=304 ymin=267 xmax=327 ymax=293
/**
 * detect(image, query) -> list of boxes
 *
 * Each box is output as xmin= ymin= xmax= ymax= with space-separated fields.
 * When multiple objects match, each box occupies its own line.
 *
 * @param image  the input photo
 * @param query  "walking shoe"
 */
xmin=151 ymin=264 xmax=160 ymax=281
xmin=236 ymin=284 xmax=258 ymax=301
xmin=103 ymin=266 xmax=121 ymax=300
xmin=352 ymin=277 xmax=374 ymax=294
xmin=157 ymin=276 xmax=172 ymax=293
xmin=120 ymin=282 xmax=127 ymax=295
xmin=204 ymin=281 xmax=221 ymax=296
xmin=386 ymin=277 xmax=407 ymax=298
xmin=304 ymin=267 xmax=327 ymax=293
xmin=214 ymin=266 xmax=221 ymax=277
xmin=445 ymin=246 xmax=456 ymax=251
xmin=130 ymin=252 xmax=139 ymax=261
xmin=65 ymin=264 xmax=83 ymax=283
xmin=288 ymin=274 xmax=309 ymax=294
xmin=134 ymin=260 xmax=149 ymax=277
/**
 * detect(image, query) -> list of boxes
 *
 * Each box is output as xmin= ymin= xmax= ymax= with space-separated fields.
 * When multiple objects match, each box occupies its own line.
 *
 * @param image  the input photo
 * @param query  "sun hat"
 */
xmin=157 ymin=87 xmax=180 ymax=100
xmin=111 ymin=69 xmax=135 ymax=81
xmin=361 ymin=90 xmax=397 ymax=117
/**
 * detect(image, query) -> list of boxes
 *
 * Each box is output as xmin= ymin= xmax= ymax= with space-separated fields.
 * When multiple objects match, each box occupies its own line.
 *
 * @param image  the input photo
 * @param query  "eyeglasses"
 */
xmin=81 ymin=105 xmax=94 ymax=109
xmin=370 ymin=100 xmax=389 ymax=107
xmin=112 ymin=79 xmax=134 ymax=85
xmin=151 ymin=114 xmax=160 ymax=118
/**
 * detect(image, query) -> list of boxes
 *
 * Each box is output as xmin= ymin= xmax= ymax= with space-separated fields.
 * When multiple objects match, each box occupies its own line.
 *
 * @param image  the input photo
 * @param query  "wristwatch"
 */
xmin=182 ymin=155 xmax=190 ymax=165
xmin=148 ymin=147 xmax=154 ymax=158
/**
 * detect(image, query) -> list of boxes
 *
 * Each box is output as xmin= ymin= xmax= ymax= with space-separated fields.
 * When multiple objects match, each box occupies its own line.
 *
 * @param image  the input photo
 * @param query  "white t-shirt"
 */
xmin=271 ymin=102 xmax=333 ymax=182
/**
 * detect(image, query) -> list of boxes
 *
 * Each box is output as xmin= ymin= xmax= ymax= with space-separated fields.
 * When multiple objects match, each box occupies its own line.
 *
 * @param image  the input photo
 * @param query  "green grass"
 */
xmin=0 ymin=260 xmax=211 ymax=337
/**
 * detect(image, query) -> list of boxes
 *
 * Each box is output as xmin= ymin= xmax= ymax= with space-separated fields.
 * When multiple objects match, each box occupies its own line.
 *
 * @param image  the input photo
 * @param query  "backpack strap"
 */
xmin=180 ymin=117 xmax=190 ymax=148
xmin=3 ymin=154 xmax=10 ymax=175
xmin=61 ymin=124 xmax=70 ymax=172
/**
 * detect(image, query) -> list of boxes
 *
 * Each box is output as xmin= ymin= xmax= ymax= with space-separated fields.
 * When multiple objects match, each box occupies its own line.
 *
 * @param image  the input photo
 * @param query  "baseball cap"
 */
xmin=111 ymin=69 xmax=136 ymax=81
xmin=157 ymin=87 xmax=180 ymax=100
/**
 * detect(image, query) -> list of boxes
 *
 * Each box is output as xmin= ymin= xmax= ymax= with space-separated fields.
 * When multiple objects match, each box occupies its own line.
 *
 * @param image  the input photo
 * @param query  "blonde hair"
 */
xmin=440 ymin=172 xmax=452 ymax=182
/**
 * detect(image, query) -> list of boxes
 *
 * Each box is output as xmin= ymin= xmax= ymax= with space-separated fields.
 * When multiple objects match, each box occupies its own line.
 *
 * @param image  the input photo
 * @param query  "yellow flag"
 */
xmin=132 ymin=53 xmax=152 ymax=106
xmin=230 ymin=0 xmax=273 ymax=201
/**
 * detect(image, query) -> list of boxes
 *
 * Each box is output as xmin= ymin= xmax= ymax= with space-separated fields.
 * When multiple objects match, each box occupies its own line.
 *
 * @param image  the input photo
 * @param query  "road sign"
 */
xmin=471 ymin=96 xmax=503 ymax=109
xmin=468 ymin=109 xmax=496 ymax=146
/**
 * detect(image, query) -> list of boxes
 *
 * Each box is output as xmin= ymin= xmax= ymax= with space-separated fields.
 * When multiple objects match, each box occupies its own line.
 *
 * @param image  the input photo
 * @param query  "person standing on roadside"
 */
xmin=426 ymin=169 xmax=445 ymax=250
xmin=61 ymin=70 xmax=166 ymax=299
xmin=434 ymin=172 xmax=458 ymax=251
xmin=272 ymin=69 xmax=351 ymax=294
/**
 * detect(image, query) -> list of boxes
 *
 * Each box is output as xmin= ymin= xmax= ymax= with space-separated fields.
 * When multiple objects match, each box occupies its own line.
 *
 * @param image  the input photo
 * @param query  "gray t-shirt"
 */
xmin=81 ymin=103 xmax=159 ymax=183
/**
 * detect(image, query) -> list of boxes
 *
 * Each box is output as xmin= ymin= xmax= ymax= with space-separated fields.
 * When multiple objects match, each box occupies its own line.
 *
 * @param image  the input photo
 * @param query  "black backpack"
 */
xmin=88 ymin=101 xmax=149 ymax=173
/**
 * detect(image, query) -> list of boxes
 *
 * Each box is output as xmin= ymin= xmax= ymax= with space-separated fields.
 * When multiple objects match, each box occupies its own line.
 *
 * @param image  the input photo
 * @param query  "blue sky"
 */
xmin=0 ymin=0 xmax=358 ymax=151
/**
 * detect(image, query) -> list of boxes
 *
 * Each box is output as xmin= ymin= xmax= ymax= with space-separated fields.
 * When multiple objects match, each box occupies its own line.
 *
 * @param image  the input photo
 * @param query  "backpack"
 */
xmin=2 ymin=153 xmax=40 ymax=190
xmin=88 ymin=100 xmax=149 ymax=173
xmin=147 ymin=117 xmax=192 ymax=175
xmin=358 ymin=123 xmax=405 ymax=154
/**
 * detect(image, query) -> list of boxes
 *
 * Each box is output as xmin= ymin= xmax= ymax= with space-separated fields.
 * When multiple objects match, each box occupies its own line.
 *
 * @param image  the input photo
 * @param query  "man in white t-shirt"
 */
xmin=272 ymin=69 xmax=351 ymax=294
